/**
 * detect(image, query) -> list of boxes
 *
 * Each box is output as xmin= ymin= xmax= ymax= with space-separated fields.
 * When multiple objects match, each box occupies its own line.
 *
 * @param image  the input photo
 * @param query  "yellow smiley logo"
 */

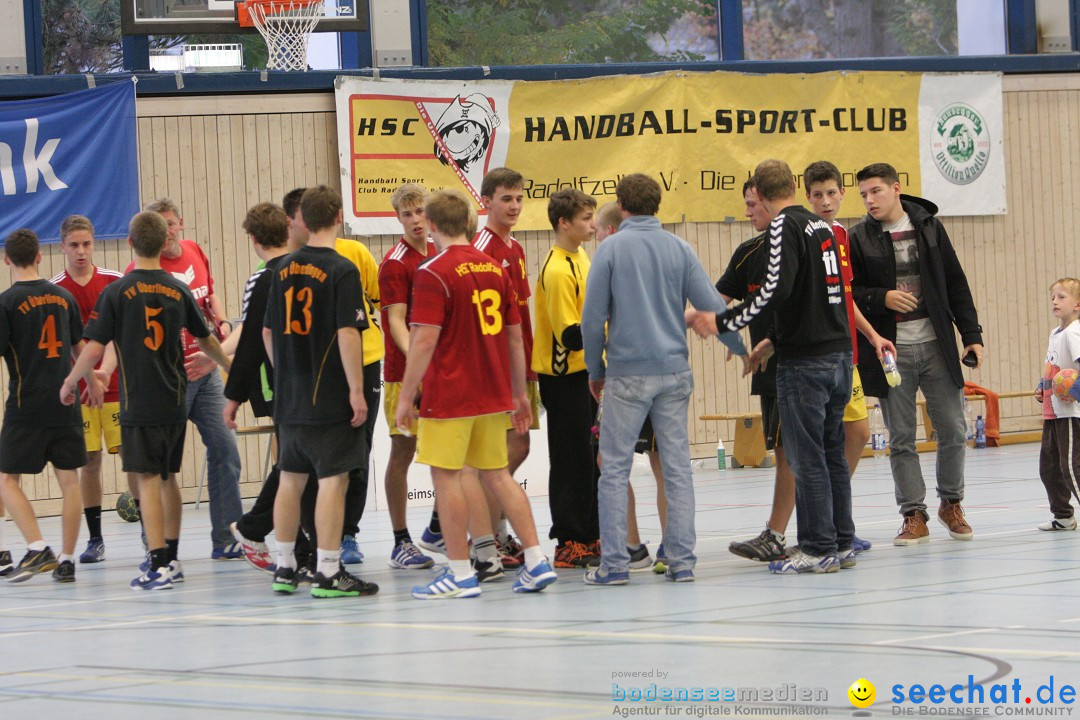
xmin=848 ymin=678 xmax=876 ymax=708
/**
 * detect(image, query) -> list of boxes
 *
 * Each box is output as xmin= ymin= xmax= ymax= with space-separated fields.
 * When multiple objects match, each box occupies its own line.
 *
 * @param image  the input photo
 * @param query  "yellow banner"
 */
xmin=336 ymin=71 xmax=1000 ymax=234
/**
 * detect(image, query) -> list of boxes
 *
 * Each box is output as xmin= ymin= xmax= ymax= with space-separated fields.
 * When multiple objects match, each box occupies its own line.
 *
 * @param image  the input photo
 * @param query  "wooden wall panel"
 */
xmin=5 ymin=78 xmax=1077 ymax=510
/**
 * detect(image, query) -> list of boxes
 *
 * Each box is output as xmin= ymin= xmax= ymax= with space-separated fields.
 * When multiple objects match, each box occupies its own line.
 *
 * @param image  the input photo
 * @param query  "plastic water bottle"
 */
xmin=717 ymin=437 xmax=727 ymax=471
xmin=963 ymin=397 xmax=975 ymax=447
xmin=882 ymin=350 xmax=902 ymax=387
xmin=974 ymin=415 xmax=986 ymax=449
xmin=591 ymin=391 xmax=604 ymax=440
xmin=870 ymin=404 xmax=887 ymax=458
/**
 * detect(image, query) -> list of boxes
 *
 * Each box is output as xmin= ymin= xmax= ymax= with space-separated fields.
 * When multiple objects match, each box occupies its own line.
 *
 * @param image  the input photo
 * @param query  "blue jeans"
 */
xmin=186 ymin=371 xmax=243 ymax=549
xmin=598 ymin=371 xmax=695 ymax=573
xmin=776 ymin=352 xmax=853 ymax=557
xmin=879 ymin=341 xmax=966 ymax=517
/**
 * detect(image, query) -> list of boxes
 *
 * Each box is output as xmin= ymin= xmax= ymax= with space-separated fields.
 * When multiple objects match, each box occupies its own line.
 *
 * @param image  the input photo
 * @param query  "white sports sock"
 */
xmin=523 ymin=545 xmax=545 ymax=571
xmin=496 ymin=519 xmax=511 ymax=544
xmin=59 ymin=553 xmax=74 ymax=563
xmin=27 ymin=540 xmax=46 ymax=552
xmin=472 ymin=534 xmax=498 ymax=563
xmin=448 ymin=559 xmax=475 ymax=580
xmin=276 ymin=540 xmax=296 ymax=570
xmin=0 ymin=517 xmax=6 ymax=550
xmin=316 ymin=549 xmax=340 ymax=578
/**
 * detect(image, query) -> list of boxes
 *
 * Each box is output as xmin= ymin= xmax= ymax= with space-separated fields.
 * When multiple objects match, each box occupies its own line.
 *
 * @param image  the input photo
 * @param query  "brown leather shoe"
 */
xmin=894 ymin=512 xmax=930 ymax=546
xmin=938 ymin=500 xmax=973 ymax=540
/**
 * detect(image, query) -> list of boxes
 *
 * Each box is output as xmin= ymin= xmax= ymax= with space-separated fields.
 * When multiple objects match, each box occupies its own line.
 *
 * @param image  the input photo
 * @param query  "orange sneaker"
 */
xmin=938 ymin=500 xmax=973 ymax=540
xmin=894 ymin=512 xmax=930 ymax=546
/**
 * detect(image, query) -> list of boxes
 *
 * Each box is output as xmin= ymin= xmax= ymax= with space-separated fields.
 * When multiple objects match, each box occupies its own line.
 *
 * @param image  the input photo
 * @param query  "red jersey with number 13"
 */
xmin=410 ymin=244 xmax=521 ymax=419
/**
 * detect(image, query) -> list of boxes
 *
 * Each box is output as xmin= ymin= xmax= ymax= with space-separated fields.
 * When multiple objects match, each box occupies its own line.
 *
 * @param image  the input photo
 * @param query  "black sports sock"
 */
xmin=428 ymin=510 xmax=441 ymax=534
xmin=149 ymin=548 xmax=169 ymax=571
xmin=393 ymin=528 xmax=412 ymax=546
xmin=84 ymin=506 xmax=102 ymax=540
xmin=165 ymin=539 xmax=179 ymax=562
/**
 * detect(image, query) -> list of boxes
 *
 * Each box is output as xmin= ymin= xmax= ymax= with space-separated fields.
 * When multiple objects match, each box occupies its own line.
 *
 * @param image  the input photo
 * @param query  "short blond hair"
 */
xmin=144 ymin=197 xmax=181 ymax=217
xmin=596 ymin=202 xmax=621 ymax=231
xmin=391 ymin=183 xmax=428 ymax=212
xmin=425 ymin=189 xmax=474 ymax=239
xmin=1052 ymin=278 xmax=1080 ymax=299
xmin=753 ymin=160 xmax=796 ymax=202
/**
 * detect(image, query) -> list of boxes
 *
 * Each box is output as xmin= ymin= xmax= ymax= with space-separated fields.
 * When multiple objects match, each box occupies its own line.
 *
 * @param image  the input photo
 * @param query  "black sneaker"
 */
xmin=271 ymin=566 xmax=298 ymax=594
xmin=52 ymin=560 xmax=76 ymax=583
xmin=0 ymin=550 xmax=13 ymax=577
xmin=311 ymin=568 xmax=379 ymax=598
xmin=729 ymin=527 xmax=786 ymax=562
xmin=7 ymin=547 xmax=58 ymax=583
xmin=472 ymin=557 xmax=504 ymax=583
xmin=297 ymin=566 xmax=316 ymax=585
xmin=628 ymin=543 xmax=652 ymax=571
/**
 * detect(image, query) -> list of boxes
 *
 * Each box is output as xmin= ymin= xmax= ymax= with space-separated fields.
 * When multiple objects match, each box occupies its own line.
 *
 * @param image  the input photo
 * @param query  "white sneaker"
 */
xmin=1039 ymin=516 xmax=1077 ymax=531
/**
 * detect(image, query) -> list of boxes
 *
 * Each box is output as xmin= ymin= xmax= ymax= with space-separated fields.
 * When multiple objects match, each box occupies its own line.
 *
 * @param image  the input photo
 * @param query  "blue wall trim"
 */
xmin=718 ymin=0 xmax=743 ymax=61
xmin=22 ymin=0 xmax=43 ymax=75
xmin=1 ymin=54 xmax=1077 ymax=100
xmin=1006 ymin=0 xmax=1038 ymax=53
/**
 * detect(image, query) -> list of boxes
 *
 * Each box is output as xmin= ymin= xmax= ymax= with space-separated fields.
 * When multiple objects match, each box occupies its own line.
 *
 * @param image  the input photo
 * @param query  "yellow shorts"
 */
xmin=384 ymin=381 xmax=418 ymax=437
xmin=417 ymin=413 xmax=509 ymax=470
xmin=83 ymin=402 xmax=122 ymax=454
xmin=504 ymin=380 xmax=542 ymax=431
xmin=843 ymin=366 xmax=868 ymax=423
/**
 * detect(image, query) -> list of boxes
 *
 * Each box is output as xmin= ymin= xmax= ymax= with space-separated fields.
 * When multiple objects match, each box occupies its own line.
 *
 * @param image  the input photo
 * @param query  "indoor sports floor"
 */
xmin=0 ymin=442 xmax=1076 ymax=720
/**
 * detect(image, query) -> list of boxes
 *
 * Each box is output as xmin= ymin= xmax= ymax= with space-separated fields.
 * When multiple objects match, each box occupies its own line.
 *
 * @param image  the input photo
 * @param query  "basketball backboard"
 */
xmin=121 ymin=0 xmax=365 ymax=34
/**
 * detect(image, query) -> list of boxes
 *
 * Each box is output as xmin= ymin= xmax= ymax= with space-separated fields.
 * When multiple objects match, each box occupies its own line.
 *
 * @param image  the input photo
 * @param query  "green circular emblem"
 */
xmin=931 ymin=103 xmax=990 ymax=185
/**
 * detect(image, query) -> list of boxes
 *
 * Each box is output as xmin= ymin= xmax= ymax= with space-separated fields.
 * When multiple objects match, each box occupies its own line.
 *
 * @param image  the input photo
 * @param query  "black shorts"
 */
xmin=760 ymin=394 xmax=781 ymax=450
xmin=279 ymin=422 xmax=367 ymax=478
xmin=121 ymin=423 xmax=187 ymax=478
xmin=0 ymin=423 xmax=87 ymax=474
xmin=635 ymin=416 xmax=657 ymax=454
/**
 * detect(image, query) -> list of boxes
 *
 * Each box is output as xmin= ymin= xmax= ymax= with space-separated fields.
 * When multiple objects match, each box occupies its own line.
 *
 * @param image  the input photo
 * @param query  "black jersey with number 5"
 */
xmin=84 ymin=269 xmax=209 ymax=425
xmin=264 ymin=246 xmax=368 ymax=426
xmin=0 ymin=279 xmax=83 ymax=427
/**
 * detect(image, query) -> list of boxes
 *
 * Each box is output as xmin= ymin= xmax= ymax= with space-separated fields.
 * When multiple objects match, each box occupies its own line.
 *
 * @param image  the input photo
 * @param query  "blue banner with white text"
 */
xmin=0 ymin=81 xmax=138 ymax=244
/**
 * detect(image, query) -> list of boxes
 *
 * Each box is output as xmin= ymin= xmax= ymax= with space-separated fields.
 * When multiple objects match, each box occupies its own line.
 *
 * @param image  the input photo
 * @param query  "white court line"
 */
xmin=873 ymin=625 xmax=1025 ymax=645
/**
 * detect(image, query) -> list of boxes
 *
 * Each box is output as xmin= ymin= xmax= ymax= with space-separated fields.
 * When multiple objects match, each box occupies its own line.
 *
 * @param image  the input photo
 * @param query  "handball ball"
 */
xmin=115 ymin=491 xmax=140 ymax=522
xmin=1054 ymin=368 xmax=1078 ymax=402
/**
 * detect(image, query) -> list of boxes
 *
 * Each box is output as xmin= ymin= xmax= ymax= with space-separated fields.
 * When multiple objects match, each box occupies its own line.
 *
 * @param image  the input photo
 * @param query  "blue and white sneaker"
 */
xmin=584 ymin=567 xmax=630 ymax=586
xmin=411 ymin=570 xmax=481 ymax=599
xmin=512 ymin=560 xmax=558 ymax=593
xmin=79 ymin=537 xmax=106 ymax=564
xmin=131 ymin=566 xmax=173 ymax=591
xmin=838 ymin=548 xmax=857 ymax=569
xmin=417 ymin=527 xmax=446 ymax=555
xmin=139 ymin=554 xmax=151 ymax=573
xmin=340 ymin=535 xmax=364 ymax=564
xmin=852 ymin=535 xmax=872 ymax=553
xmin=168 ymin=559 xmax=185 ymax=583
xmin=388 ymin=541 xmax=434 ymax=569
xmin=211 ymin=542 xmax=243 ymax=560
xmin=664 ymin=566 xmax=695 ymax=583
xmin=768 ymin=549 xmax=840 ymax=574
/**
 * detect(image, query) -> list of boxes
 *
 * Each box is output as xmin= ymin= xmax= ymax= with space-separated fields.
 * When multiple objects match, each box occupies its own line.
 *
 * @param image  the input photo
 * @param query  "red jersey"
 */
xmin=834 ymin=222 xmax=859 ymax=364
xmin=410 ymin=244 xmax=521 ymax=419
xmin=378 ymin=238 xmax=435 ymax=382
xmin=473 ymin=226 xmax=535 ymax=381
xmin=51 ymin=266 xmax=122 ymax=402
xmin=127 ymin=240 xmax=217 ymax=357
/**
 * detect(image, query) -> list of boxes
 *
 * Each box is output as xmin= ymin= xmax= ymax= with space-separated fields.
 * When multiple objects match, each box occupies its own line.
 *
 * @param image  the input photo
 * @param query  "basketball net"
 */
xmin=247 ymin=0 xmax=324 ymax=72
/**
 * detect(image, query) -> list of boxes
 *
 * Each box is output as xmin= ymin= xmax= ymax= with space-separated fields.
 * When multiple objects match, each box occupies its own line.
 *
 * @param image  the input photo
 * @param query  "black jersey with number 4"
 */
xmin=264 ymin=246 xmax=368 ymax=426
xmin=84 ymin=269 xmax=210 ymax=426
xmin=0 ymin=279 xmax=83 ymax=427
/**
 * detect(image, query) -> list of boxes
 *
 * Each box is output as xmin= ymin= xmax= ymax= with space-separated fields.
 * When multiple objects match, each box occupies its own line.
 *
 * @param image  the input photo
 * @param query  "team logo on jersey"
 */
xmin=171 ymin=266 xmax=196 ymax=286
xmin=931 ymin=103 xmax=990 ymax=185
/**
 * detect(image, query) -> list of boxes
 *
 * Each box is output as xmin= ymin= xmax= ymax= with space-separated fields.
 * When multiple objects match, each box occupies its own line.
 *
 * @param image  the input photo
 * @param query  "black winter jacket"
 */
xmin=849 ymin=195 xmax=983 ymax=398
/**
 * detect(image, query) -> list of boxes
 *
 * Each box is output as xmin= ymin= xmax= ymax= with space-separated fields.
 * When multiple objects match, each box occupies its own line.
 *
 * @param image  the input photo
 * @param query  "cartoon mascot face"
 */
xmin=433 ymin=93 xmax=500 ymax=172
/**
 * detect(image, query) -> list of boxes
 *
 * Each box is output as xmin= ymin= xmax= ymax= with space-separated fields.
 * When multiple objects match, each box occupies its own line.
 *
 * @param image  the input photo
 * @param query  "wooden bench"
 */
xmin=196 ymin=424 xmax=275 ymax=508
xmin=701 ymin=390 xmax=1039 ymax=466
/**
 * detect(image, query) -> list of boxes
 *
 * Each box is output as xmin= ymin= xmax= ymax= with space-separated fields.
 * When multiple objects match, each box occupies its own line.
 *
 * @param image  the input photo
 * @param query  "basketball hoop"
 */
xmin=236 ymin=0 xmax=324 ymax=72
